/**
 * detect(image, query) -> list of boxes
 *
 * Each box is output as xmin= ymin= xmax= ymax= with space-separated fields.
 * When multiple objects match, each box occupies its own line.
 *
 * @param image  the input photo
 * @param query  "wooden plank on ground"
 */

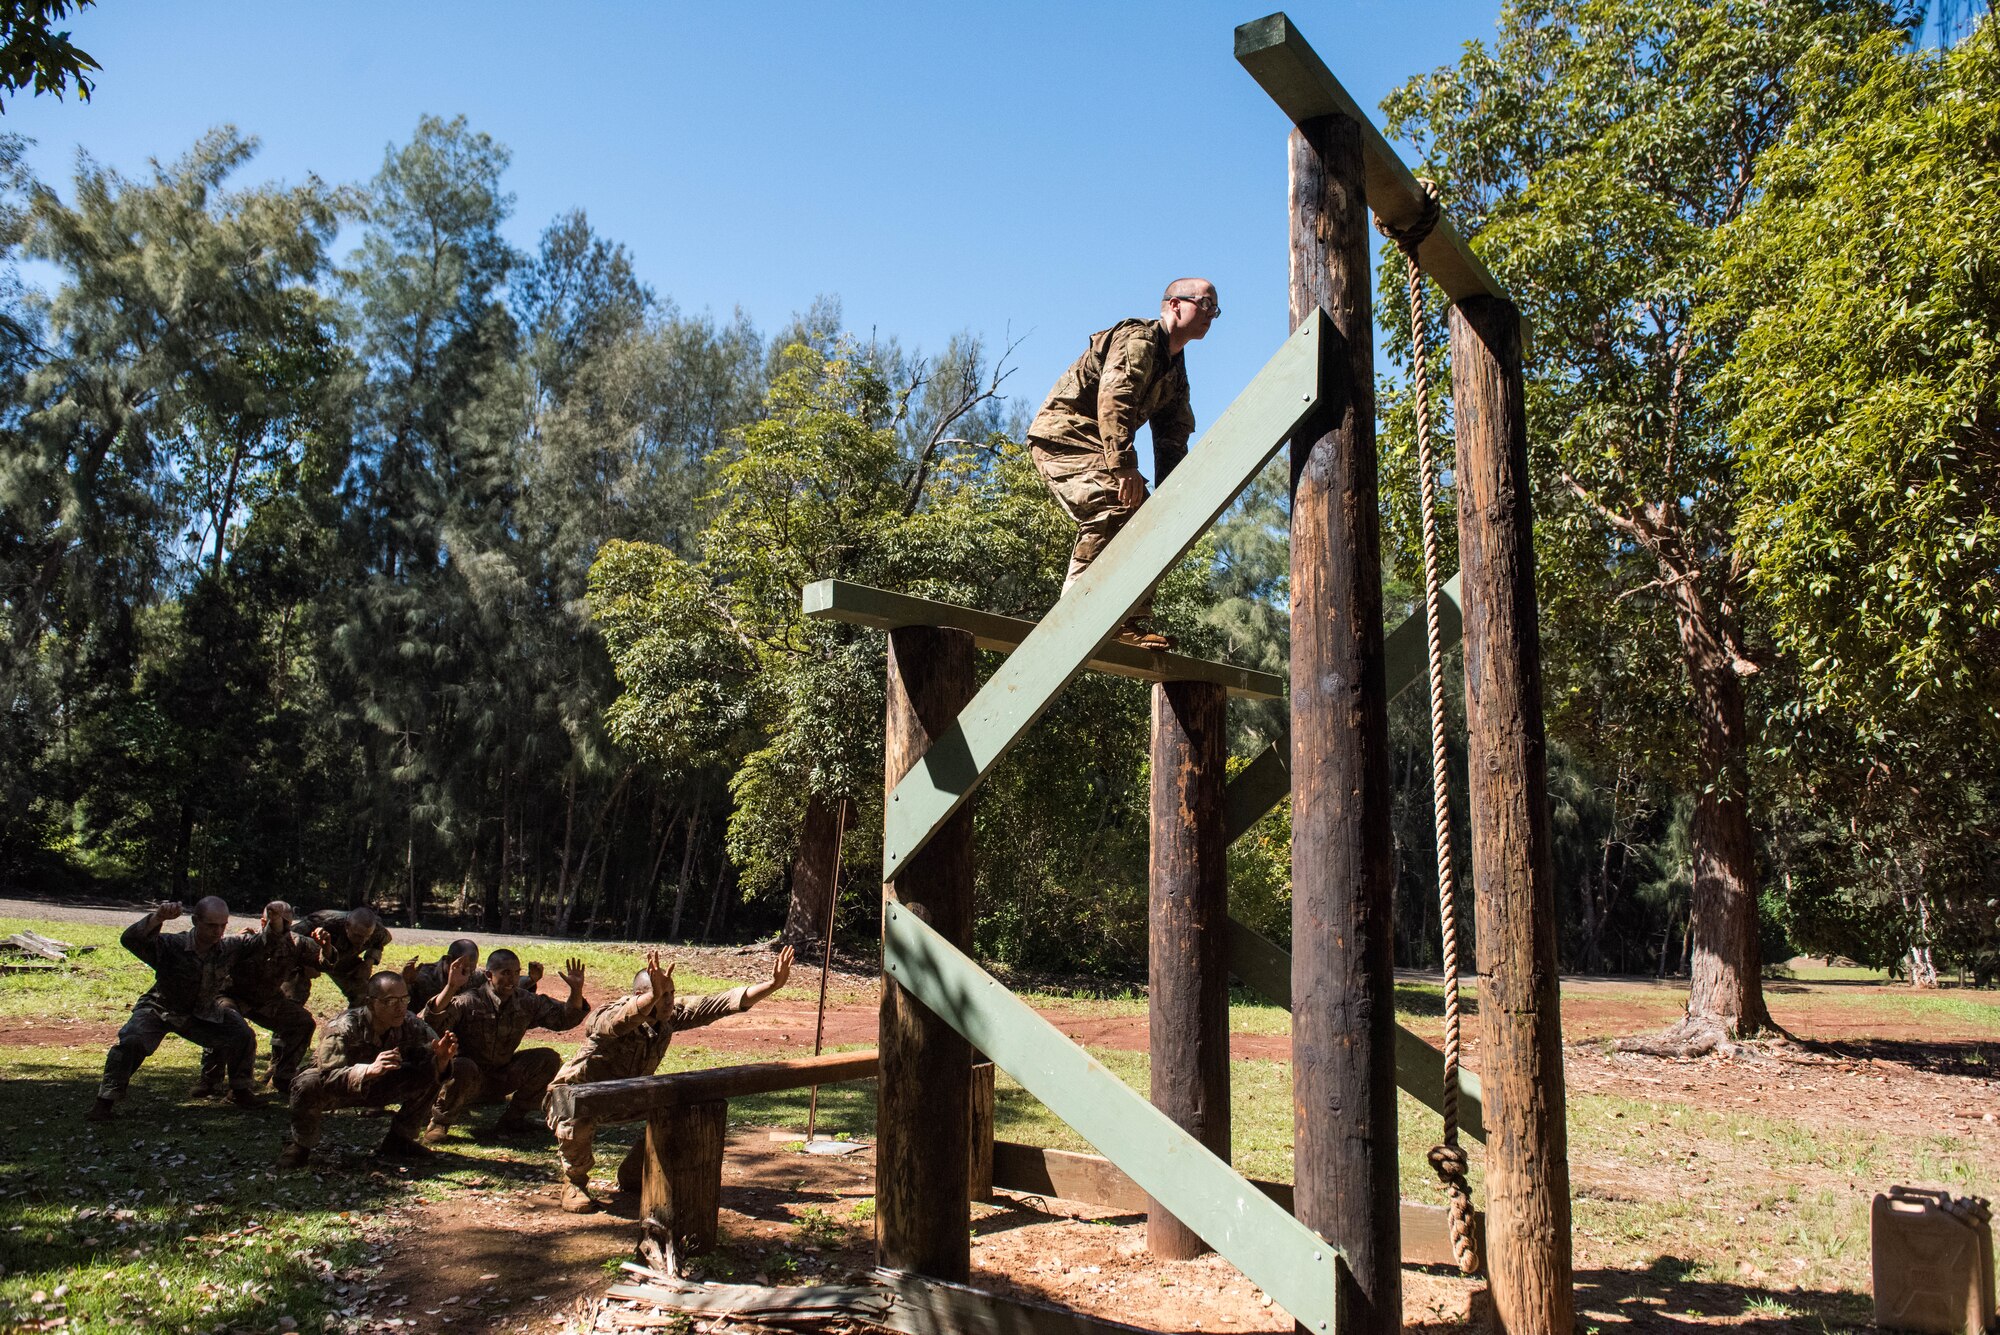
xmin=1222 ymin=918 xmax=1486 ymax=1143
xmin=874 ymin=1267 xmax=1163 ymax=1335
xmin=879 ymin=313 xmax=1329 ymax=880
xmin=5 ymin=933 xmax=66 ymax=961
xmin=988 ymin=1142 xmax=1483 ymax=1270
xmin=1234 ymin=13 xmax=1511 ymax=311
xmin=547 ymin=1050 xmax=878 ymax=1126
xmin=804 ymin=581 xmax=1284 ymax=701
xmin=883 ymin=904 xmax=1339 ymax=1330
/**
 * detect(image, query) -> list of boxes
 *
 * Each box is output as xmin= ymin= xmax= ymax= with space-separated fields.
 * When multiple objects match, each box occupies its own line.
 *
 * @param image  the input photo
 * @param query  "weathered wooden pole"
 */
xmin=1146 ymin=679 xmax=1230 ymax=1259
xmin=1288 ymin=113 xmax=1402 ymax=1333
xmin=878 ymin=625 xmax=977 ymax=1281
xmin=1450 ymin=295 xmax=1574 ymax=1335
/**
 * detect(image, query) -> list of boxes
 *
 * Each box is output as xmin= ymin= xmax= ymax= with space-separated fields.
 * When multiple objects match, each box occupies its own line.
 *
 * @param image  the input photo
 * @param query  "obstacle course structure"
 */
xmin=587 ymin=13 xmax=1571 ymax=1335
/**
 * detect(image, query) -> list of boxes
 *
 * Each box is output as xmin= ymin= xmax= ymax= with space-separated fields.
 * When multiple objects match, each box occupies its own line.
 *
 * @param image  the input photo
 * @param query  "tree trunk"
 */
xmin=668 ymin=799 xmax=704 ymax=941
xmin=1621 ymin=581 xmax=1772 ymax=1054
xmin=172 ymin=799 xmax=196 ymax=902
xmin=782 ymin=793 xmax=851 ymax=950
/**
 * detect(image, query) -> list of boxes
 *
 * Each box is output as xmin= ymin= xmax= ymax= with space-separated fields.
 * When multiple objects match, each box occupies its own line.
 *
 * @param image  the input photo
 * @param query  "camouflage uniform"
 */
xmin=407 ymin=960 xmax=528 ymax=1012
xmin=1027 ymin=317 xmax=1194 ymax=617
xmin=284 ymin=1008 xmax=466 ymax=1152
xmin=200 ymin=925 xmax=322 ymax=1094
xmin=545 ymin=985 xmax=751 ymax=1190
xmin=97 ymin=915 xmax=256 ymax=1102
xmin=424 ymin=981 xmax=589 ymax=1130
xmin=290 ymin=910 xmax=392 ymax=1008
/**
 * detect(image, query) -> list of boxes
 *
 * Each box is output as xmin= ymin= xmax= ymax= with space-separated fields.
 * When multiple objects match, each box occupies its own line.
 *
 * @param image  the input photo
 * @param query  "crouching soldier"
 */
xmin=291 ymin=906 xmax=391 ymax=1009
xmin=200 ymin=900 xmax=321 ymax=1096
xmin=548 ymin=946 xmax=793 ymax=1213
xmin=422 ymin=949 xmax=588 ymax=1142
xmin=87 ymin=897 xmax=259 ymax=1121
xmin=277 ymin=971 xmax=463 ymax=1169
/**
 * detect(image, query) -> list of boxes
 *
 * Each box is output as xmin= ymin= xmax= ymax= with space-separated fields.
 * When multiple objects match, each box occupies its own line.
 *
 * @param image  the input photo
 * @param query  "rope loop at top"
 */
xmin=1373 ymin=177 xmax=1442 ymax=256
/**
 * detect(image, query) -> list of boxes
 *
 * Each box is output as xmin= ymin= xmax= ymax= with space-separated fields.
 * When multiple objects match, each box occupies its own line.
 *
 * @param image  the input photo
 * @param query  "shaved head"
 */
xmin=192 ymin=896 xmax=230 ymax=923
xmin=486 ymin=948 xmax=520 ymax=972
xmin=447 ymin=938 xmax=478 ymax=961
xmin=347 ymin=906 xmax=381 ymax=931
xmin=368 ymin=970 xmax=407 ymax=999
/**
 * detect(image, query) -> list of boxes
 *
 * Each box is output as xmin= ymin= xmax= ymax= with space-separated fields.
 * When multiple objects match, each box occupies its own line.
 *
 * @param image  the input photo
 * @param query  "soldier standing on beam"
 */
xmin=1027 ymin=278 xmax=1219 ymax=651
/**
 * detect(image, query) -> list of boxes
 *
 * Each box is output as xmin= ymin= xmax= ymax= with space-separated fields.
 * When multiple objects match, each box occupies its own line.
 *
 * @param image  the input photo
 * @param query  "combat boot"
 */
xmin=227 ymin=1089 xmax=261 ymax=1110
xmin=561 ymin=1183 xmax=598 ymax=1214
xmin=493 ymin=1108 xmax=537 ymax=1137
xmin=377 ymin=1132 xmax=432 ymax=1161
xmin=420 ymin=1119 xmax=451 ymax=1145
xmin=85 ymin=1097 xmax=115 ymax=1123
xmin=188 ymin=1074 xmax=221 ymax=1100
xmin=275 ymin=1143 xmax=311 ymax=1171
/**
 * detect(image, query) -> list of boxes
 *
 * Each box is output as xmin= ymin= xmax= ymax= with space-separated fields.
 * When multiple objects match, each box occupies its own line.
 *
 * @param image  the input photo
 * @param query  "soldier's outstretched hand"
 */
xmin=527 ymin=961 xmax=544 ymax=987
xmin=402 ymin=958 xmax=420 ymax=985
xmin=771 ymin=945 xmax=794 ymax=990
xmin=643 ymin=951 xmax=674 ymax=1008
xmin=154 ymin=901 xmax=184 ymax=922
xmin=560 ymin=957 xmax=586 ymax=994
xmin=431 ymin=1030 xmax=458 ymax=1073
xmin=444 ymin=951 xmax=474 ymax=993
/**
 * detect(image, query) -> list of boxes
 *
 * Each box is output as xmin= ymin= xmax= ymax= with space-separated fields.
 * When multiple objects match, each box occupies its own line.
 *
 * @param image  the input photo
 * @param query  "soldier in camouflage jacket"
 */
xmin=421 ymin=948 xmax=589 ymax=1140
xmin=547 ymin=946 xmax=793 ymax=1213
xmin=199 ymin=900 xmax=323 ymax=1095
xmin=1026 ymin=278 xmax=1218 ymax=649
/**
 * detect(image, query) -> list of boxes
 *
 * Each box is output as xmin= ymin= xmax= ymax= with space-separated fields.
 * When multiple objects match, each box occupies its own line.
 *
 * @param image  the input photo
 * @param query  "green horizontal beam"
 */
xmin=884 ymin=903 xmax=1341 ymax=1332
xmin=802 ymin=580 xmax=1284 ymax=701
xmin=1224 ymin=918 xmax=1485 ymax=1143
xmin=881 ymin=312 xmax=1331 ymax=880
xmin=1223 ymin=573 xmax=1462 ymax=843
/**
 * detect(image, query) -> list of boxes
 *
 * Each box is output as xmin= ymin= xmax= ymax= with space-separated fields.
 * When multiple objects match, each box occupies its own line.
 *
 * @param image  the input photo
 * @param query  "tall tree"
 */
xmin=1382 ymin=0 xmax=1905 ymax=1051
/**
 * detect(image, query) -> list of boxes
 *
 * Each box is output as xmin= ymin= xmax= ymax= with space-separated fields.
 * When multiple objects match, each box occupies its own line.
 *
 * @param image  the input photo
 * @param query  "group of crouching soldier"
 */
xmin=88 ymin=897 xmax=792 ymax=1213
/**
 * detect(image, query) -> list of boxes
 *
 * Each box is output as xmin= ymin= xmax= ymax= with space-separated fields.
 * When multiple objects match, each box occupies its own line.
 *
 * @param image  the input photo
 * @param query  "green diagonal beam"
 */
xmin=1224 ymin=572 xmax=1462 ymax=843
xmin=1224 ymin=918 xmax=1485 ymax=1142
xmin=884 ymin=902 xmax=1341 ymax=1332
xmin=881 ymin=311 xmax=1332 ymax=880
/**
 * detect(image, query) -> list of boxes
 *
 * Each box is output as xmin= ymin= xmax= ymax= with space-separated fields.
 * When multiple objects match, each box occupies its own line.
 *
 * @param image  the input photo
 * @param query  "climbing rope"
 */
xmin=1376 ymin=181 xmax=1479 ymax=1277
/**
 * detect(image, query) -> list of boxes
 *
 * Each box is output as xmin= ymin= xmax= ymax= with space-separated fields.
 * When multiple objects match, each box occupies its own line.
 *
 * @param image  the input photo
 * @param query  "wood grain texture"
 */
xmin=1146 ymin=680 xmax=1230 ymax=1259
xmin=640 ymin=1100 xmax=726 ymax=1263
xmin=1288 ymin=110 xmax=1402 ymax=1335
xmin=545 ymin=1051 xmax=879 ymax=1125
xmin=1452 ymin=295 xmax=1574 ymax=1335
xmin=878 ymin=625 xmax=977 ymax=1281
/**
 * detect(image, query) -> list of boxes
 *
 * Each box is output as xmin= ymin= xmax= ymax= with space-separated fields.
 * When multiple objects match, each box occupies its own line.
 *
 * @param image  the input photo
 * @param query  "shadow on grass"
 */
xmin=1566 ymin=1258 xmax=1872 ymax=1333
xmin=1798 ymin=1035 xmax=2000 ymax=1078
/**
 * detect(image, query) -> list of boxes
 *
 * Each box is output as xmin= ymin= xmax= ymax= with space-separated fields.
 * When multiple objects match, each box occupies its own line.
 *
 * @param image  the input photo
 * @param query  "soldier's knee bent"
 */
xmin=517 ymin=1048 xmax=561 ymax=1082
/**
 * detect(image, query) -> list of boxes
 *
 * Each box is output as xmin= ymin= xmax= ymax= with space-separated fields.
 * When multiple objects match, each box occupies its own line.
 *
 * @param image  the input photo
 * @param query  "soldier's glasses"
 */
xmin=1169 ymin=294 xmax=1220 ymax=317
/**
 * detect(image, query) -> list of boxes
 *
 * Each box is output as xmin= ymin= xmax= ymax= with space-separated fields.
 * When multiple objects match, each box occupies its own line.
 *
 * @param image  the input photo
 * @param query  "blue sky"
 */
xmin=7 ymin=1 xmax=1503 ymax=458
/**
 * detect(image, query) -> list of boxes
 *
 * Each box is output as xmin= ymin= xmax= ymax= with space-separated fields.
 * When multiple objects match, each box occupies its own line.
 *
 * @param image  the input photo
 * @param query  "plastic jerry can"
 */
xmin=1872 ymin=1185 xmax=1995 ymax=1334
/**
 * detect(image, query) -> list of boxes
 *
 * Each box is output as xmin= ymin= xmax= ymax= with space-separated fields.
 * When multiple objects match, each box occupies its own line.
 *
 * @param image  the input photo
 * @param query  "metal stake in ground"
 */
xmin=806 ymin=798 xmax=849 ymax=1144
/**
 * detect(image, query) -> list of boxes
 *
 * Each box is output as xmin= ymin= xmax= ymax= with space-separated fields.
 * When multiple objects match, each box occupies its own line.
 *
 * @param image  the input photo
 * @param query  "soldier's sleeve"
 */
xmin=1096 ymin=323 xmax=1165 ymax=470
xmin=669 ymin=986 xmax=753 ymax=1033
xmin=594 ymin=993 xmax=652 ymax=1039
xmin=423 ymin=990 xmax=469 ymax=1029
xmin=534 ymin=989 xmax=590 ymax=1032
xmin=120 ymin=914 xmax=162 ymax=967
xmin=363 ymin=928 xmax=388 ymax=966
xmin=1147 ymin=370 xmax=1195 ymax=483
xmin=315 ymin=1016 xmax=369 ymax=1093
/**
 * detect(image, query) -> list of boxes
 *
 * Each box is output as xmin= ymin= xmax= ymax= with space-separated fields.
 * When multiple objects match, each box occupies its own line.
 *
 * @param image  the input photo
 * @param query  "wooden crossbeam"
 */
xmin=803 ymin=580 xmax=1285 ymax=700
xmin=879 ymin=313 xmax=1330 ymax=880
xmin=1223 ymin=918 xmax=1485 ymax=1142
xmin=1234 ymin=13 xmax=1511 ymax=310
xmin=883 ymin=902 xmax=1340 ymax=1331
xmin=544 ymin=1051 xmax=879 ymax=1126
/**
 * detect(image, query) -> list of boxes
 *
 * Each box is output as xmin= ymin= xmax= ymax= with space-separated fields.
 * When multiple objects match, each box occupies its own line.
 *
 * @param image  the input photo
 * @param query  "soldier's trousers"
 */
xmin=549 ymin=1110 xmax=645 ymax=1189
xmin=1029 ymin=439 xmax=1152 ymax=619
xmin=285 ymin=1061 xmax=456 ymax=1149
xmin=98 ymin=1004 xmax=253 ymax=1101
xmin=432 ymin=1048 xmax=561 ymax=1125
xmin=199 ymin=996 xmax=316 ymax=1093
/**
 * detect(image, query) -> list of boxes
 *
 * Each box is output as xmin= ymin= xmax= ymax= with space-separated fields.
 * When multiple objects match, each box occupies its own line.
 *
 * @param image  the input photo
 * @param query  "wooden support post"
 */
xmin=968 ymin=1061 xmax=996 ymax=1203
xmin=1146 ymin=680 xmax=1230 ymax=1259
xmin=641 ymin=1099 xmax=727 ymax=1268
xmin=879 ymin=625 xmax=977 ymax=1281
xmin=1288 ymin=113 xmax=1401 ymax=1334
xmin=1451 ymin=295 xmax=1574 ymax=1335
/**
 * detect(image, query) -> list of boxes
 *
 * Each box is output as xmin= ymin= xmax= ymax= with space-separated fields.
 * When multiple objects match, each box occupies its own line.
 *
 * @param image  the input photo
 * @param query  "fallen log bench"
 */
xmin=548 ymin=1049 xmax=1480 ymax=1274
xmin=545 ymin=1050 xmax=888 ymax=1266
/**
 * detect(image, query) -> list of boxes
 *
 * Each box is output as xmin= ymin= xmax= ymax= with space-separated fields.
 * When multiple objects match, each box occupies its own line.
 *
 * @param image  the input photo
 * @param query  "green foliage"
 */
xmin=0 ymin=0 xmax=97 ymax=111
